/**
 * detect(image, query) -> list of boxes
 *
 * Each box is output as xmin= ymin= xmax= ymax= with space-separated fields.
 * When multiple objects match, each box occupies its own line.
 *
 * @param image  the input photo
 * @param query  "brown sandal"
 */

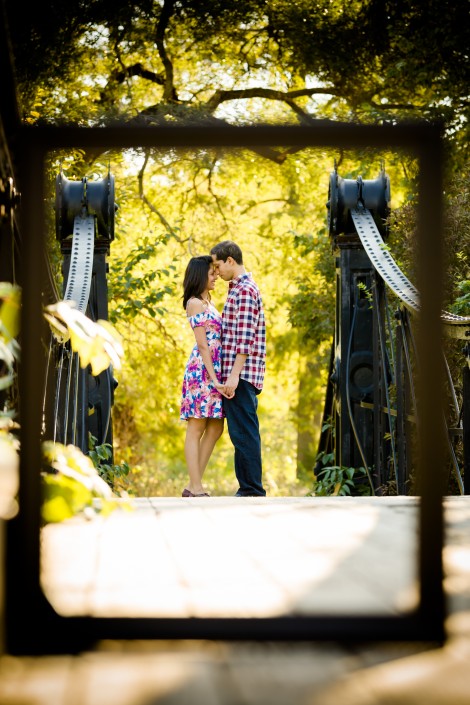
xmin=182 ymin=489 xmax=210 ymax=497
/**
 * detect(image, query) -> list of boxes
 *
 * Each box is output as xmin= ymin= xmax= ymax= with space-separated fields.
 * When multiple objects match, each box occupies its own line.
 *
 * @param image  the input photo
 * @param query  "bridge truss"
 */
xmin=43 ymin=170 xmax=118 ymax=459
xmin=318 ymin=168 xmax=470 ymax=495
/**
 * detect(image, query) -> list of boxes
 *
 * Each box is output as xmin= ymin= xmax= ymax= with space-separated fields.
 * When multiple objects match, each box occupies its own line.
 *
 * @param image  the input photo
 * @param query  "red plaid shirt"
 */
xmin=221 ymin=272 xmax=266 ymax=390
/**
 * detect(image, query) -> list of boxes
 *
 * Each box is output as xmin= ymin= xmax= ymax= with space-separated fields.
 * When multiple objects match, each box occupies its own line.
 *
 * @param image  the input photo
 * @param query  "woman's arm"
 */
xmin=187 ymin=298 xmax=224 ymax=389
xmin=192 ymin=325 xmax=222 ymax=386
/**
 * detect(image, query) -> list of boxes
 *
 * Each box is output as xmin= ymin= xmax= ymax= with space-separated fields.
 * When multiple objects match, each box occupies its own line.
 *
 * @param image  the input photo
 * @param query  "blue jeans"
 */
xmin=223 ymin=379 xmax=266 ymax=496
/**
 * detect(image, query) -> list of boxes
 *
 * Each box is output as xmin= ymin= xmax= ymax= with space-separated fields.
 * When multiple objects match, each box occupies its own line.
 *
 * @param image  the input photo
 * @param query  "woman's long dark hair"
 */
xmin=182 ymin=255 xmax=213 ymax=309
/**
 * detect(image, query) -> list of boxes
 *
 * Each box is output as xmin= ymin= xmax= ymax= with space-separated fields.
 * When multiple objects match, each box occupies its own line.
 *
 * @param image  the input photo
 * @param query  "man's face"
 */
xmin=211 ymin=255 xmax=234 ymax=281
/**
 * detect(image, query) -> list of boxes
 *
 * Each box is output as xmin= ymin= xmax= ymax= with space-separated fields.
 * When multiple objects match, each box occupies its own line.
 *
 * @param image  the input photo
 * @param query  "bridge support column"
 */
xmin=333 ymin=244 xmax=379 ymax=488
xmin=463 ymin=345 xmax=470 ymax=494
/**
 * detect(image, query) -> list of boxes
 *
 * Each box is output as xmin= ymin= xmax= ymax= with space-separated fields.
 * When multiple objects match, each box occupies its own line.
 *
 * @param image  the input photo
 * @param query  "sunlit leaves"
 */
xmin=0 ymin=431 xmax=19 ymax=519
xmin=0 ymin=283 xmax=21 ymax=394
xmin=43 ymin=440 xmax=113 ymax=496
xmin=41 ymin=440 xmax=115 ymax=523
xmin=6 ymin=0 xmax=469 ymax=167
xmin=44 ymin=300 xmax=124 ymax=375
xmin=108 ymin=238 xmax=178 ymax=323
xmin=0 ymin=282 xmax=21 ymax=340
xmin=451 ymin=281 xmax=470 ymax=317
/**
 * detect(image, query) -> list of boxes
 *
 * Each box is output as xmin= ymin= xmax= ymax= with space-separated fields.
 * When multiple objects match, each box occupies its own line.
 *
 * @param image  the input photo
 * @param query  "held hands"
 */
xmin=222 ymin=371 xmax=239 ymax=398
xmin=214 ymin=380 xmax=236 ymax=399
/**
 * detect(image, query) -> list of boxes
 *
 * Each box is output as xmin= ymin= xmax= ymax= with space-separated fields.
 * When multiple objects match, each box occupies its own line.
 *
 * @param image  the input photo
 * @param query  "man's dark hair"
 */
xmin=210 ymin=240 xmax=243 ymax=265
xmin=182 ymin=255 xmax=213 ymax=309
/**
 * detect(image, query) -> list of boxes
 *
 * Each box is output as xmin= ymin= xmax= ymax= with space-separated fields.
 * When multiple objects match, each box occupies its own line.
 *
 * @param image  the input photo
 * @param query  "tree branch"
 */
xmin=240 ymin=198 xmax=293 ymax=215
xmin=155 ymin=0 xmax=178 ymax=102
xmin=205 ymin=86 xmax=338 ymax=113
xmin=129 ymin=106 xmax=294 ymax=164
xmin=207 ymin=156 xmax=232 ymax=234
xmin=137 ymin=151 xmax=185 ymax=241
xmin=109 ymin=62 xmax=165 ymax=87
xmin=369 ymin=99 xmax=424 ymax=111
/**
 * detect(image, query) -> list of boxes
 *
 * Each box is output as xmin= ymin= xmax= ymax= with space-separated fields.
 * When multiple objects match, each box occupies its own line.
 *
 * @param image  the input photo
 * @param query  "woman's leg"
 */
xmin=184 ymin=418 xmax=208 ymax=493
xmin=199 ymin=419 xmax=224 ymax=479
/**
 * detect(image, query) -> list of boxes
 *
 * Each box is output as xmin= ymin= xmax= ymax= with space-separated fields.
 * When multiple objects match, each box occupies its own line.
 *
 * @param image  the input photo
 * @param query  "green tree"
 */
xmin=3 ymin=1 xmax=468 ymax=494
xmin=5 ymin=1 xmax=469 ymax=165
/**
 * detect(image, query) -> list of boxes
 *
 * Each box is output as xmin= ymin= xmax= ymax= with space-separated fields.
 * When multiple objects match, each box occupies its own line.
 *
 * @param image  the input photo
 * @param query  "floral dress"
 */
xmin=180 ymin=301 xmax=224 ymax=419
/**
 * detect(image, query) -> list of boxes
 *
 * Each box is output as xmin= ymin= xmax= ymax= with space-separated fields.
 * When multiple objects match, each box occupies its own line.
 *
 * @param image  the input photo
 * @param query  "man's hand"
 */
xmin=224 ymin=372 xmax=239 ymax=398
xmin=214 ymin=381 xmax=235 ymax=399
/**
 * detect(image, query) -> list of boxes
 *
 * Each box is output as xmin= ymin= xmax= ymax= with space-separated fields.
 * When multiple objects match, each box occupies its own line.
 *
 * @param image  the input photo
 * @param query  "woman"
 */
xmin=179 ymin=255 xmax=229 ymax=497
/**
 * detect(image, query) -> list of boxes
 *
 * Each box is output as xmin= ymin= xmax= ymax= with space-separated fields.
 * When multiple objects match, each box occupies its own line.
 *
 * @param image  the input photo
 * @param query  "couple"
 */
xmin=179 ymin=240 xmax=267 ymax=498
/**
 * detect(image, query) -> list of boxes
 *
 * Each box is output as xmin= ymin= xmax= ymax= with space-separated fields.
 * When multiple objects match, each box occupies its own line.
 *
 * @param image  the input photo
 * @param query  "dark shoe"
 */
xmin=234 ymin=491 xmax=266 ymax=497
xmin=182 ymin=489 xmax=210 ymax=497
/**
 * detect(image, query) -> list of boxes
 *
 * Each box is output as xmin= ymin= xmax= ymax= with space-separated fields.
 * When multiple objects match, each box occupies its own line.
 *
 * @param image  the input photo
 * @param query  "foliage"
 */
xmin=308 ymin=451 xmax=371 ymax=497
xmin=5 ymin=2 xmax=469 ymax=137
xmin=388 ymin=164 xmax=470 ymax=313
xmin=41 ymin=441 xmax=116 ymax=523
xmin=44 ymin=300 xmax=125 ymax=375
xmin=451 ymin=281 xmax=470 ymax=317
xmin=0 ymin=284 xmax=21 ymax=517
xmin=0 ymin=283 xmax=21 ymax=394
xmin=0 ymin=431 xmax=19 ymax=518
xmin=0 ymin=280 xmax=128 ymax=522
xmin=88 ymin=433 xmax=132 ymax=494
xmin=287 ymin=228 xmax=335 ymax=347
xmin=4 ymin=1 xmax=469 ymax=171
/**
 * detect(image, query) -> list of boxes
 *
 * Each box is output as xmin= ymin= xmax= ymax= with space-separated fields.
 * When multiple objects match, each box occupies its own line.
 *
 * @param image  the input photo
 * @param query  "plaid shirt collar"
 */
xmin=229 ymin=272 xmax=251 ymax=289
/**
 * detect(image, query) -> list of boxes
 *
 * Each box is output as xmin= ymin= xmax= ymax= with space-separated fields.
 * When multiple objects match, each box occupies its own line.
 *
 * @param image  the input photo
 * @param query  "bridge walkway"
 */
xmin=41 ymin=496 xmax=422 ymax=619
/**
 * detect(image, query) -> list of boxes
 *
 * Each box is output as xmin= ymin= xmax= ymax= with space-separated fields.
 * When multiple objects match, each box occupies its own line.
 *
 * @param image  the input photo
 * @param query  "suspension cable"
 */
xmin=373 ymin=286 xmax=399 ymax=488
xmin=51 ymin=215 xmax=96 ymax=447
xmin=62 ymin=347 xmax=74 ymax=444
xmin=100 ymin=368 xmax=112 ymax=445
xmin=53 ymin=346 xmax=65 ymax=444
xmin=443 ymin=353 xmax=461 ymax=420
xmin=383 ymin=287 xmax=396 ymax=383
xmin=399 ymin=309 xmax=419 ymax=430
xmin=72 ymin=352 xmax=80 ymax=447
xmin=445 ymin=423 xmax=464 ymax=494
xmin=42 ymin=335 xmax=53 ymax=436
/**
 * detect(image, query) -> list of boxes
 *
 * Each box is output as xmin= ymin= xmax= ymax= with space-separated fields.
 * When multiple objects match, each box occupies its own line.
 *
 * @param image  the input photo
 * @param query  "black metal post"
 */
xmin=463 ymin=345 xmax=470 ymax=494
xmin=334 ymin=243 xmax=377 ymax=485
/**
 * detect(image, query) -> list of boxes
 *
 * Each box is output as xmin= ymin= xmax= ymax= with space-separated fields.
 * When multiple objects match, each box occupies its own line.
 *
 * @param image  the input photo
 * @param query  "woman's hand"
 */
xmin=214 ymin=381 xmax=235 ymax=399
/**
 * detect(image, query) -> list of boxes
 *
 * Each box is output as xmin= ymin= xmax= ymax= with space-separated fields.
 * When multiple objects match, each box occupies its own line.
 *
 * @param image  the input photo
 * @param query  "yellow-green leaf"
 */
xmin=0 ymin=284 xmax=21 ymax=341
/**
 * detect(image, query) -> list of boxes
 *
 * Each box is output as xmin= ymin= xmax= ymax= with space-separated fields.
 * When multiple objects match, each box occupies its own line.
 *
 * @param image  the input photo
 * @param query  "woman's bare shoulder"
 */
xmin=186 ymin=297 xmax=205 ymax=316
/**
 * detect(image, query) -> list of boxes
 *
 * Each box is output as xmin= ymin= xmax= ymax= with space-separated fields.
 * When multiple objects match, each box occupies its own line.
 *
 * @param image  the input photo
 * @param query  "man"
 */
xmin=210 ymin=240 xmax=266 ymax=497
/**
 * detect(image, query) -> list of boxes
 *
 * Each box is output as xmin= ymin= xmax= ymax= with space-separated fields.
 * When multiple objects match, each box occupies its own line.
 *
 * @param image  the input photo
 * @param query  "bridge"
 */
xmin=36 ymin=163 xmax=470 ymax=498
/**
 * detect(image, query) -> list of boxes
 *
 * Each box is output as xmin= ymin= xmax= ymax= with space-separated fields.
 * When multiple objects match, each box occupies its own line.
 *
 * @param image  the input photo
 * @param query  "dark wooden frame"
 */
xmin=5 ymin=121 xmax=446 ymax=654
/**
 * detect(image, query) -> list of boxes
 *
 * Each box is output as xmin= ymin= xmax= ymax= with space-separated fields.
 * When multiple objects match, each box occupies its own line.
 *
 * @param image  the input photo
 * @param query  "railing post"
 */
xmin=463 ymin=344 xmax=470 ymax=494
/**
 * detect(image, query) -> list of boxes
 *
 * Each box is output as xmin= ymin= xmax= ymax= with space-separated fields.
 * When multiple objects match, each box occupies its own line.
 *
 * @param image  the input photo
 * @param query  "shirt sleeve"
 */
xmin=235 ymin=287 xmax=259 ymax=355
